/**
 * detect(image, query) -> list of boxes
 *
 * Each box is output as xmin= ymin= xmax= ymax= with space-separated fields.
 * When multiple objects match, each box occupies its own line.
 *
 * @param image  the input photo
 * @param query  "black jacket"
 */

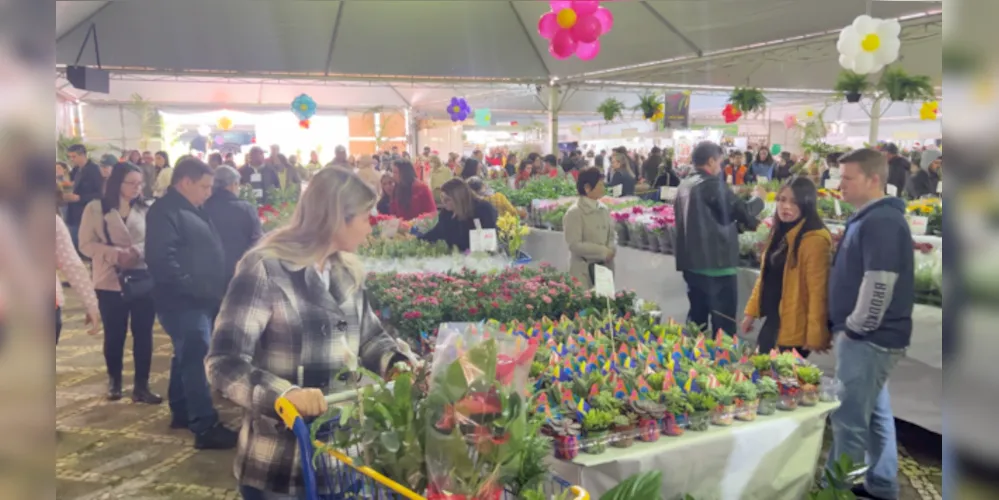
xmin=238 ymin=164 xmax=282 ymax=204
xmin=203 ymin=189 xmax=263 ymax=286
xmin=145 ymin=188 xmax=228 ymax=312
xmin=421 ymin=198 xmax=498 ymax=252
xmin=673 ymin=169 xmax=759 ymax=272
xmin=641 ymin=155 xmax=662 ymax=183
xmin=654 ymin=168 xmax=681 ymax=188
xmin=887 ymin=156 xmax=910 ymax=196
xmin=608 ymin=170 xmax=636 ymax=196
xmin=66 ymin=160 xmax=103 ymax=226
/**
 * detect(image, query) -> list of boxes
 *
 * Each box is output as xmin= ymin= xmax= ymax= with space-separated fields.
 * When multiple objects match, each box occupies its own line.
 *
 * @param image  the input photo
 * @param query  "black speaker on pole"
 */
xmin=66 ymin=66 xmax=109 ymax=94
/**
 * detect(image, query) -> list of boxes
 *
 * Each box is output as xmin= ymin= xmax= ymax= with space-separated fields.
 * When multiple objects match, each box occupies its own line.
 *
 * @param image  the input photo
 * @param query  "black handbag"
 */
xmin=104 ymin=219 xmax=154 ymax=301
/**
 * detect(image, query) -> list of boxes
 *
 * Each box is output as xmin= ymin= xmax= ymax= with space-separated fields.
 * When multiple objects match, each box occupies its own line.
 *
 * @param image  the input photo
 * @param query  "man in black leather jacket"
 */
xmin=673 ymin=141 xmax=760 ymax=336
xmin=146 ymin=157 xmax=237 ymax=450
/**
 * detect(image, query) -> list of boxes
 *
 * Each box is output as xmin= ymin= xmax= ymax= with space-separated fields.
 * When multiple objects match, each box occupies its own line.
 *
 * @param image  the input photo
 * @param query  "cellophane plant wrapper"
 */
xmin=424 ymin=322 xmax=538 ymax=499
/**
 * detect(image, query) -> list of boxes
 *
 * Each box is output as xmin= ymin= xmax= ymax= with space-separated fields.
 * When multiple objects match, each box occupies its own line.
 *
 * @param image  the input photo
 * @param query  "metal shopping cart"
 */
xmin=275 ymin=391 xmax=589 ymax=500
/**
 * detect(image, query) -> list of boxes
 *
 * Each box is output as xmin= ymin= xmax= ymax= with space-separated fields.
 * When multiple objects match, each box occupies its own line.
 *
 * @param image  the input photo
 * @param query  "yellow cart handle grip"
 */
xmin=275 ymin=396 xmax=302 ymax=431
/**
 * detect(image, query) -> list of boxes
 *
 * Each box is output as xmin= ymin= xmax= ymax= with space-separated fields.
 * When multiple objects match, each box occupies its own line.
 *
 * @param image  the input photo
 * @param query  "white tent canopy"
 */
xmin=57 ymin=0 xmax=940 ymax=89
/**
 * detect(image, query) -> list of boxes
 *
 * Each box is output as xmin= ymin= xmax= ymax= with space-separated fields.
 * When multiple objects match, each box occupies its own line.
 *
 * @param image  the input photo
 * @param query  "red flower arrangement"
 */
xmin=722 ymin=103 xmax=742 ymax=123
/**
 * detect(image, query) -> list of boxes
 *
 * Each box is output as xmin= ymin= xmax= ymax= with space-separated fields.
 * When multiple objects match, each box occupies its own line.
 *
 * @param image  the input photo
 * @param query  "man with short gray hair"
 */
xmin=825 ymin=147 xmax=913 ymax=499
xmin=204 ymin=165 xmax=263 ymax=288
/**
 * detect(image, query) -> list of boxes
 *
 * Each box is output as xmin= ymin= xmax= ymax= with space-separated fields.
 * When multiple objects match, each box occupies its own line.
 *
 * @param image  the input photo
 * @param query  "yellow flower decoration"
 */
xmin=649 ymin=103 xmax=665 ymax=123
xmin=765 ymin=192 xmax=777 ymax=202
xmin=919 ymin=101 xmax=939 ymax=121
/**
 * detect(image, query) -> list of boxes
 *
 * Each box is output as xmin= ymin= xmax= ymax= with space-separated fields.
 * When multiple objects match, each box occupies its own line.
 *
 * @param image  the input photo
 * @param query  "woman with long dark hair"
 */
xmin=460 ymin=158 xmax=481 ymax=180
xmin=420 ymin=178 xmax=497 ymax=252
xmin=752 ymin=148 xmax=776 ymax=180
xmin=78 ymin=162 xmax=160 ymax=403
xmin=741 ymin=177 xmax=832 ymax=356
xmin=389 ymin=159 xmax=436 ymax=220
xmin=153 ymin=151 xmax=172 ymax=197
xmin=377 ymin=173 xmax=395 ymax=215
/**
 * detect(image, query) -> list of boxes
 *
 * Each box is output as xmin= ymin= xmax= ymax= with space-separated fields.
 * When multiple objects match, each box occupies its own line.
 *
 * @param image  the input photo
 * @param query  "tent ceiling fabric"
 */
xmin=57 ymin=0 xmax=940 ymax=86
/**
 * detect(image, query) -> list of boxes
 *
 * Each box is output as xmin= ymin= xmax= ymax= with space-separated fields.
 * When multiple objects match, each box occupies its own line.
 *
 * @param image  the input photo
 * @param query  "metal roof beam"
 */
xmin=640 ymin=1 xmax=702 ymax=57
xmin=323 ymin=1 xmax=346 ymax=77
xmin=508 ymin=1 xmax=552 ymax=78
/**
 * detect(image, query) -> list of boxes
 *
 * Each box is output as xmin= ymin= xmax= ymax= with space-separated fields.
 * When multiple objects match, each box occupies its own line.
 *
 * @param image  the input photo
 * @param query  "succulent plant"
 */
xmin=530 ymin=361 xmax=545 ymax=378
xmin=612 ymin=413 xmax=636 ymax=428
xmin=582 ymin=409 xmax=615 ymax=432
xmin=590 ymin=391 xmax=622 ymax=412
xmin=750 ymin=354 xmax=773 ymax=374
xmin=715 ymin=369 xmax=735 ymax=387
xmin=797 ymin=365 xmax=822 ymax=386
xmin=546 ymin=418 xmax=581 ymax=437
xmin=756 ymin=377 xmax=779 ymax=398
xmin=734 ymin=380 xmax=759 ymax=401
xmin=687 ymin=392 xmax=719 ymax=413
xmin=646 ymin=372 xmax=665 ymax=390
xmin=630 ymin=399 xmax=667 ymax=420
xmin=709 ymin=386 xmax=737 ymax=406
xmin=775 ymin=353 xmax=798 ymax=378
xmin=663 ymin=387 xmax=692 ymax=416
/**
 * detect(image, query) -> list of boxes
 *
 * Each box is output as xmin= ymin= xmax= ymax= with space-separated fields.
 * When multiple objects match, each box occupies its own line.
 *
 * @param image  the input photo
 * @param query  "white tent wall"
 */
xmin=75 ymin=103 xmax=149 ymax=157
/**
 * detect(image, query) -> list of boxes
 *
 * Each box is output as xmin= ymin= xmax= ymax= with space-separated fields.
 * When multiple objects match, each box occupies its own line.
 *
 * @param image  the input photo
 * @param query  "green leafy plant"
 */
xmin=733 ymin=380 xmax=759 ymax=402
xmin=714 ymin=369 xmax=735 ymax=387
xmin=646 ymin=372 xmax=665 ymax=390
xmin=545 ymin=417 xmax=581 ymax=437
xmin=728 ymin=87 xmax=767 ymax=114
xmin=529 ymin=361 xmax=545 ymax=378
xmin=612 ymin=413 xmax=635 ymax=428
xmin=590 ymin=391 xmax=622 ymax=413
xmin=797 ymin=366 xmax=822 ymax=386
xmin=756 ymin=378 xmax=779 ymax=398
xmin=128 ymin=93 xmax=163 ymax=150
xmin=774 ymin=352 xmax=798 ymax=377
xmin=509 ymin=416 xmax=553 ymax=497
xmin=601 ymin=471 xmax=663 ymax=500
xmin=582 ymin=409 xmax=615 ymax=432
xmin=686 ymin=392 xmax=718 ymax=413
xmin=834 ymin=71 xmax=872 ymax=102
xmin=663 ymin=387 xmax=692 ymax=416
xmin=750 ymin=354 xmax=773 ymax=374
xmin=877 ymin=66 xmax=935 ymax=102
xmin=634 ymin=93 xmax=661 ymax=119
xmin=630 ymin=399 xmax=666 ymax=420
xmin=810 ymin=454 xmax=861 ymax=499
xmin=709 ymin=386 xmax=736 ymax=406
xmin=597 ymin=97 xmax=626 ymax=122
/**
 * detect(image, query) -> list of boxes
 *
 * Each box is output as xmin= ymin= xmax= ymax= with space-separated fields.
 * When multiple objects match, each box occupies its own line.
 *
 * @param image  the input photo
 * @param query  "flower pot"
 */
xmin=582 ymin=430 xmax=609 ymax=454
xmin=777 ymin=393 xmax=799 ymax=411
xmin=661 ymin=413 xmax=685 ymax=437
xmin=688 ymin=411 xmax=711 ymax=432
xmin=648 ymin=234 xmax=661 ymax=253
xmin=845 ymin=91 xmax=862 ymax=103
xmin=553 ymin=435 xmax=580 ymax=460
xmin=637 ymin=418 xmax=660 ymax=442
xmin=757 ymin=396 xmax=778 ymax=415
xmin=711 ymin=405 xmax=736 ymax=426
xmin=800 ymin=385 xmax=819 ymax=406
xmin=657 ymin=232 xmax=672 ymax=254
xmin=615 ymin=221 xmax=629 ymax=243
xmin=610 ymin=424 xmax=635 ymax=448
xmin=736 ymin=399 xmax=759 ymax=422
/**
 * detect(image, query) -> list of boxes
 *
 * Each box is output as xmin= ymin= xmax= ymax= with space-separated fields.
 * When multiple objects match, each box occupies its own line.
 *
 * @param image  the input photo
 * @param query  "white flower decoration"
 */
xmin=836 ymin=15 xmax=901 ymax=75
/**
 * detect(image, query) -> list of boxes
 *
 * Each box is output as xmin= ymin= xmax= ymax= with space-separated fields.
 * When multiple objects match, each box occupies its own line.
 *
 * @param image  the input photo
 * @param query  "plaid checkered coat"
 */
xmin=206 ymin=250 xmax=405 ymax=495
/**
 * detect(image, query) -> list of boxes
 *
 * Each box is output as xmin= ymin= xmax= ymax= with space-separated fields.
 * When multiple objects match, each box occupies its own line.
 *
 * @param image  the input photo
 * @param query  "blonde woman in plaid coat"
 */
xmin=206 ymin=167 xmax=413 ymax=500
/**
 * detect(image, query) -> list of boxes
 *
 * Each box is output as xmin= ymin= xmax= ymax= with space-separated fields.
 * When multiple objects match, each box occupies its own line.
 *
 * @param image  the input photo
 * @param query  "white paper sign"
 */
xmin=936 ymin=181 xmax=942 ymax=194
xmin=469 ymin=218 xmax=498 ymax=253
xmin=908 ymin=215 xmax=929 ymax=235
xmin=380 ymin=218 xmax=400 ymax=239
xmin=250 ymin=173 xmax=262 ymax=183
xmin=253 ymin=189 xmax=263 ymax=198
xmin=824 ymin=179 xmax=841 ymax=190
xmin=886 ymin=184 xmax=898 ymax=197
xmin=659 ymin=186 xmax=677 ymax=200
xmin=592 ymin=264 xmax=615 ymax=298
xmin=611 ymin=184 xmax=623 ymax=197
xmin=833 ymin=198 xmax=842 ymax=217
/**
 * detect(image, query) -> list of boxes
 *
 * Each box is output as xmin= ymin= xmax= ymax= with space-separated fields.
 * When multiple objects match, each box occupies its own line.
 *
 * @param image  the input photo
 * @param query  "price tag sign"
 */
xmin=593 ymin=264 xmax=615 ymax=298
xmin=250 ymin=173 xmax=262 ymax=183
xmin=908 ymin=215 xmax=929 ymax=235
xmin=253 ymin=188 xmax=263 ymax=198
xmin=469 ymin=218 xmax=498 ymax=253
xmin=611 ymin=184 xmax=623 ymax=197
xmin=936 ymin=181 xmax=942 ymax=194
xmin=886 ymin=184 xmax=898 ymax=197
xmin=833 ymin=198 xmax=842 ymax=217
xmin=824 ymin=179 xmax=841 ymax=190
xmin=659 ymin=186 xmax=677 ymax=201
xmin=380 ymin=218 xmax=400 ymax=239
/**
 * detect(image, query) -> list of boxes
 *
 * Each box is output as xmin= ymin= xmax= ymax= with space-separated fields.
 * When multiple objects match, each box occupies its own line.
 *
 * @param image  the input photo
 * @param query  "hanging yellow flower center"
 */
xmin=861 ymin=33 xmax=881 ymax=52
xmin=452 ymin=105 xmax=460 ymax=113
xmin=299 ymin=104 xmax=308 ymax=111
xmin=556 ymin=8 xmax=577 ymax=29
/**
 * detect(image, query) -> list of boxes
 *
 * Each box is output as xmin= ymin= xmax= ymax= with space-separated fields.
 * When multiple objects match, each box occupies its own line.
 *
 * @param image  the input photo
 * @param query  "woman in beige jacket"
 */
xmin=562 ymin=167 xmax=616 ymax=289
xmin=79 ymin=162 xmax=161 ymax=405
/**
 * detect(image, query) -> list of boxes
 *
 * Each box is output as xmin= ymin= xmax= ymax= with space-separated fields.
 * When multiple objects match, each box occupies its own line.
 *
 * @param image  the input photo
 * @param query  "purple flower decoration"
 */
xmin=447 ymin=97 xmax=471 ymax=122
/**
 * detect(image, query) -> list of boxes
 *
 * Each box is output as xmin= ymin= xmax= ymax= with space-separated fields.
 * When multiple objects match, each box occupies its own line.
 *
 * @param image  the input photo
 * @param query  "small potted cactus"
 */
xmin=631 ymin=398 xmax=667 ymax=443
xmin=581 ymin=409 xmax=615 ymax=454
xmin=797 ymin=366 xmax=822 ymax=406
xmin=733 ymin=381 xmax=760 ymax=421
xmin=686 ymin=392 xmax=717 ymax=432
xmin=756 ymin=378 xmax=779 ymax=415
xmin=662 ymin=387 xmax=690 ymax=437
xmin=545 ymin=418 xmax=582 ymax=460
xmin=709 ymin=386 xmax=737 ymax=426
xmin=610 ymin=412 xmax=638 ymax=449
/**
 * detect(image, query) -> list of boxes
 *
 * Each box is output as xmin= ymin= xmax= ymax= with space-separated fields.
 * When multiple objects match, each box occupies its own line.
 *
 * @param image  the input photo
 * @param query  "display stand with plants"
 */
xmin=756 ymin=378 xmax=779 ymax=415
xmin=686 ymin=392 xmax=716 ymax=432
xmin=733 ymin=380 xmax=759 ymax=422
xmin=709 ymin=386 xmax=737 ymax=426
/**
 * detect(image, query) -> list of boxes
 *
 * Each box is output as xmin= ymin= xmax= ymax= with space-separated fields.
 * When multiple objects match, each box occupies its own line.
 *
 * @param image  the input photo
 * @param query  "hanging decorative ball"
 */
xmin=299 ymin=119 xmax=310 ymax=129
xmin=217 ymin=116 xmax=234 ymax=131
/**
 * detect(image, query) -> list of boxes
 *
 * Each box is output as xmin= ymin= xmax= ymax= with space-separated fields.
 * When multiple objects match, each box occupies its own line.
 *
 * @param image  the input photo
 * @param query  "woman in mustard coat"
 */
xmin=741 ymin=177 xmax=832 ymax=357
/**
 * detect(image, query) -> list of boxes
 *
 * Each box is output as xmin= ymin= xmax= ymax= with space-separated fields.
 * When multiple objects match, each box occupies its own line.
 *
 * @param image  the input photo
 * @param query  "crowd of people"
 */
xmin=55 ymin=136 xmax=929 ymax=500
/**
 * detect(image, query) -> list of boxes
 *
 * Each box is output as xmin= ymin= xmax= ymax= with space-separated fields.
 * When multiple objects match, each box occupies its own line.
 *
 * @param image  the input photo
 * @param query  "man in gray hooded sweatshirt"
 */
xmin=904 ymin=149 xmax=942 ymax=199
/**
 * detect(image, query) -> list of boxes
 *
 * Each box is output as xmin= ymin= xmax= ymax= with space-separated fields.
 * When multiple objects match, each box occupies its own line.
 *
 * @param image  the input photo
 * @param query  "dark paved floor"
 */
xmin=55 ymin=290 xmax=941 ymax=499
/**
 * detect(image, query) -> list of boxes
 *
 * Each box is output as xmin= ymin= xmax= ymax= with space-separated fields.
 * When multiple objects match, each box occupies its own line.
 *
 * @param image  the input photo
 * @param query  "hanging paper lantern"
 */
xmin=447 ymin=97 xmax=471 ymax=122
xmin=538 ymin=1 xmax=614 ymax=60
xmin=799 ymin=108 xmax=817 ymax=121
xmin=722 ymin=104 xmax=742 ymax=123
xmin=919 ymin=101 xmax=939 ymax=121
xmin=299 ymin=119 xmax=311 ymax=129
xmin=214 ymin=135 xmax=225 ymax=146
xmin=837 ymin=15 xmax=901 ymax=75
xmin=217 ymin=116 xmax=233 ymax=131
xmin=474 ymin=108 xmax=492 ymax=127
xmin=783 ymin=114 xmax=798 ymax=129
xmin=770 ymin=144 xmax=782 ymax=155
xmin=291 ymin=94 xmax=317 ymax=122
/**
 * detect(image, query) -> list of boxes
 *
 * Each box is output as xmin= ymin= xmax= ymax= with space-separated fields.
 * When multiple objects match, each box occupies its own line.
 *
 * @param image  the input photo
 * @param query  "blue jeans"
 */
xmin=239 ymin=485 xmax=305 ymax=500
xmin=157 ymin=308 xmax=219 ymax=434
xmin=826 ymin=333 xmax=904 ymax=498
